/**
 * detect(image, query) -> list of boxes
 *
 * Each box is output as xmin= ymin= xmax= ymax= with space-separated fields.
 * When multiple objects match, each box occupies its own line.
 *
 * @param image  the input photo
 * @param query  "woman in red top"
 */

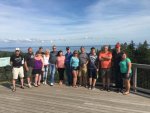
xmin=56 ymin=50 xmax=65 ymax=85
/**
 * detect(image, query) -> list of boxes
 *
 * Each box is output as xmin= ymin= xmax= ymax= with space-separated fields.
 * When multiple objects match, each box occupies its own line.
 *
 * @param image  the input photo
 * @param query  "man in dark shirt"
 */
xmin=24 ymin=47 xmax=34 ymax=88
xmin=10 ymin=48 xmax=24 ymax=92
xmin=65 ymin=46 xmax=73 ymax=86
xmin=112 ymin=43 xmax=123 ymax=92
xmin=49 ymin=45 xmax=58 ymax=86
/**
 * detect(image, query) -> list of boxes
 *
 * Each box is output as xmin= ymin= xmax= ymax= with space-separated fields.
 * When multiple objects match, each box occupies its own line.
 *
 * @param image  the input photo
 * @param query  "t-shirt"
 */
xmin=49 ymin=51 xmax=58 ymax=64
xmin=10 ymin=54 xmax=24 ymax=67
xmin=25 ymin=53 xmax=34 ymax=67
xmin=99 ymin=51 xmax=112 ymax=69
xmin=70 ymin=57 xmax=79 ymax=67
xmin=56 ymin=56 xmax=65 ymax=68
xmin=112 ymin=50 xmax=123 ymax=69
xmin=88 ymin=54 xmax=98 ymax=69
xmin=43 ymin=55 xmax=50 ymax=65
xmin=119 ymin=58 xmax=132 ymax=74
xmin=79 ymin=53 xmax=89 ymax=66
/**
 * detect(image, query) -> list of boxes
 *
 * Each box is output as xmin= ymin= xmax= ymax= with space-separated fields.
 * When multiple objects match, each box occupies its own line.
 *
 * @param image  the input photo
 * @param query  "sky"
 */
xmin=0 ymin=0 xmax=150 ymax=47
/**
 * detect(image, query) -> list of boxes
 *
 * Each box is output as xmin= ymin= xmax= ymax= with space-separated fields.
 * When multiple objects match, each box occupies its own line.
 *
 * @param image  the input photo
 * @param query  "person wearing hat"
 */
xmin=65 ymin=46 xmax=73 ymax=86
xmin=49 ymin=45 xmax=58 ymax=86
xmin=70 ymin=50 xmax=79 ymax=88
xmin=79 ymin=46 xmax=89 ymax=87
xmin=112 ymin=42 xmax=123 ymax=93
xmin=10 ymin=48 xmax=25 ymax=92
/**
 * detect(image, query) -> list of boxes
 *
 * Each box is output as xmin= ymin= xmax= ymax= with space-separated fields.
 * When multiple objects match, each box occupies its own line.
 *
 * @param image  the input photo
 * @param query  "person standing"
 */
xmin=49 ymin=45 xmax=58 ymax=86
xmin=88 ymin=47 xmax=99 ymax=90
xmin=24 ymin=47 xmax=34 ymax=88
xmin=99 ymin=45 xmax=112 ymax=91
xmin=65 ymin=47 xmax=73 ymax=86
xmin=112 ymin=43 xmax=123 ymax=92
xmin=56 ymin=50 xmax=66 ymax=85
xmin=32 ymin=52 xmax=44 ymax=87
xmin=119 ymin=52 xmax=132 ymax=95
xmin=10 ymin=48 xmax=24 ymax=92
xmin=79 ymin=46 xmax=89 ymax=87
xmin=43 ymin=49 xmax=50 ymax=85
xmin=70 ymin=50 xmax=79 ymax=88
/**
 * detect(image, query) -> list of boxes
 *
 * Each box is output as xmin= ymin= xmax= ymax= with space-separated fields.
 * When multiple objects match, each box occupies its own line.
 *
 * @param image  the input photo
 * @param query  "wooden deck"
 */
xmin=0 ymin=83 xmax=150 ymax=113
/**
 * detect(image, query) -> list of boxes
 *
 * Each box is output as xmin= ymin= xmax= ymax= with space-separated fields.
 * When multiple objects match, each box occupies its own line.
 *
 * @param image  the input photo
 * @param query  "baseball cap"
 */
xmin=66 ymin=46 xmax=70 ymax=50
xmin=115 ymin=43 xmax=121 ymax=48
xmin=15 ymin=48 xmax=20 ymax=51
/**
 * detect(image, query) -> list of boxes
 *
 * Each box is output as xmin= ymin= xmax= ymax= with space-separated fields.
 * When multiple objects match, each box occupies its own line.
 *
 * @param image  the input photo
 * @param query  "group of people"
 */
xmin=10 ymin=43 xmax=132 ymax=95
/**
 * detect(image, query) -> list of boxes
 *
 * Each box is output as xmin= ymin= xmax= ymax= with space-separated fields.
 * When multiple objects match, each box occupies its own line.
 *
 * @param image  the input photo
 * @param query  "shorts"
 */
xmin=12 ymin=66 xmax=24 ymax=79
xmin=79 ymin=66 xmax=87 ymax=77
xmin=88 ymin=69 xmax=97 ymax=79
xmin=71 ymin=66 xmax=79 ymax=71
xmin=32 ymin=69 xmax=42 ymax=75
xmin=121 ymin=73 xmax=132 ymax=80
xmin=100 ymin=68 xmax=111 ymax=78
xmin=25 ymin=67 xmax=33 ymax=77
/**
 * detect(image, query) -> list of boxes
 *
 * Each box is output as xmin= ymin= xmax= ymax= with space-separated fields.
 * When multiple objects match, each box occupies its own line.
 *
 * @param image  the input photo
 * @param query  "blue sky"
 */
xmin=0 ymin=0 xmax=150 ymax=46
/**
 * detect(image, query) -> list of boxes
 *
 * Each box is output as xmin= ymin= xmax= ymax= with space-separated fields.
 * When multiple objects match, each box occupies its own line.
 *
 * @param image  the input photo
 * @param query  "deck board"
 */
xmin=0 ymin=84 xmax=150 ymax=113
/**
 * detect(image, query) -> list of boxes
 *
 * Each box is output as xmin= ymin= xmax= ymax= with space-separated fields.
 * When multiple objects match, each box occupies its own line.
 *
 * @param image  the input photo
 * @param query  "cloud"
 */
xmin=0 ymin=0 xmax=150 ymax=46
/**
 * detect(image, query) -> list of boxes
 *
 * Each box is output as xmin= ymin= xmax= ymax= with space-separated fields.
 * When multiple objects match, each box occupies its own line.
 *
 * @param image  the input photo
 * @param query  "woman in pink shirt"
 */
xmin=56 ymin=50 xmax=65 ymax=85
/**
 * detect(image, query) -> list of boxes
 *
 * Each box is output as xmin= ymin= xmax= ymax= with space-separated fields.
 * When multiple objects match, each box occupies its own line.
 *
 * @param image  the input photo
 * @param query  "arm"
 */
xmin=24 ymin=61 xmax=29 ymax=71
xmin=127 ymin=62 xmax=132 ymax=74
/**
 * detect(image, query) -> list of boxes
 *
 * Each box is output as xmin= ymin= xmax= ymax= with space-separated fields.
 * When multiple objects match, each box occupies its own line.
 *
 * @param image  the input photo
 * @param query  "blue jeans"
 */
xmin=49 ymin=63 xmax=56 ymax=84
xmin=66 ymin=66 xmax=72 ymax=85
xmin=43 ymin=65 xmax=49 ymax=81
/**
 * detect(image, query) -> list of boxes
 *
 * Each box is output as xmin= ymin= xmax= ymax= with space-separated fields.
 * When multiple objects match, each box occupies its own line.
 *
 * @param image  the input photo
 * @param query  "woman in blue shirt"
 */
xmin=119 ymin=52 xmax=132 ymax=95
xmin=70 ymin=50 xmax=79 ymax=88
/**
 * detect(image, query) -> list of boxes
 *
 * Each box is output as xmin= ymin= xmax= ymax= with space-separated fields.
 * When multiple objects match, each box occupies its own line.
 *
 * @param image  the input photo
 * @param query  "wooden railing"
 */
xmin=132 ymin=63 xmax=150 ymax=94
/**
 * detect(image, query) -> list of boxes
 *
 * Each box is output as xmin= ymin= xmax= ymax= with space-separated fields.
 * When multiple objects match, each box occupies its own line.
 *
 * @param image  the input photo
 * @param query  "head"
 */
xmin=52 ymin=45 xmax=57 ymax=52
xmin=66 ymin=46 xmax=70 ymax=53
xmin=73 ymin=50 xmax=78 ymax=57
xmin=45 ymin=49 xmax=50 ymax=55
xmin=28 ymin=47 xmax=33 ymax=54
xmin=121 ymin=52 xmax=127 ymax=60
xmin=15 ymin=48 xmax=20 ymax=56
xmin=115 ymin=42 xmax=121 ymax=52
xmin=57 ymin=50 xmax=63 ymax=56
xmin=103 ymin=45 xmax=109 ymax=52
xmin=91 ymin=47 xmax=96 ymax=54
xmin=39 ymin=47 xmax=43 ymax=53
xmin=36 ymin=51 xmax=41 ymax=57
xmin=80 ymin=46 xmax=85 ymax=53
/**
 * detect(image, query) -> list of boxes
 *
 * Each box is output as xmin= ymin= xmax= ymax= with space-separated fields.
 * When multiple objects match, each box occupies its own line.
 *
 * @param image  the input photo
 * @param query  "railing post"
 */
xmin=133 ymin=66 xmax=137 ymax=92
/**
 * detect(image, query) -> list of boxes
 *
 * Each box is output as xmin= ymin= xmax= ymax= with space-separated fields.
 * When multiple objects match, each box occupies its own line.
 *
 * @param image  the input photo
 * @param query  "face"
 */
xmin=66 ymin=48 xmax=70 ymax=52
xmin=28 ymin=48 xmax=33 ymax=54
xmin=81 ymin=48 xmax=85 ymax=53
xmin=59 ymin=52 xmax=63 ymax=56
xmin=39 ymin=48 xmax=43 ymax=52
xmin=122 ymin=53 xmax=126 ymax=59
xmin=116 ymin=47 xmax=121 ymax=51
xmin=15 ymin=51 xmax=20 ymax=56
xmin=104 ymin=46 xmax=108 ymax=52
xmin=91 ymin=49 xmax=96 ymax=54
xmin=74 ymin=52 xmax=78 ymax=57
xmin=53 ymin=47 xmax=56 ymax=52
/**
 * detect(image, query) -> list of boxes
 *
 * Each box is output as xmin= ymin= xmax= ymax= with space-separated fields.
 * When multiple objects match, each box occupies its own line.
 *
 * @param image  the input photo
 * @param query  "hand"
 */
xmin=96 ymin=69 xmax=99 ymax=72
xmin=26 ymin=67 xmax=29 ymax=72
xmin=42 ymin=67 xmax=44 ymax=71
xmin=126 ymin=73 xmax=130 ymax=77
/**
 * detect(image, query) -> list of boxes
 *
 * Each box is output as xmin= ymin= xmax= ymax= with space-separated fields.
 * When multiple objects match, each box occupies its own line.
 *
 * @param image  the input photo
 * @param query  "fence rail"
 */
xmin=132 ymin=63 xmax=150 ymax=94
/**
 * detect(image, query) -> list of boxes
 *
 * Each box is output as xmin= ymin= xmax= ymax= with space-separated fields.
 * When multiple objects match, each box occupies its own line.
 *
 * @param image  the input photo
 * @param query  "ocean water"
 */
xmin=0 ymin=45 xmax=115 ymax=53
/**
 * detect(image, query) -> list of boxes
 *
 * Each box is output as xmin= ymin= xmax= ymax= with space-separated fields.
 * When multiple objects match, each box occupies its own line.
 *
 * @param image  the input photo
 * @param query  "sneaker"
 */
xmin=88 ymin=85 xmax=92 ymax=90
xmin=28 ymin=84 xmax=32 ymax=88
xmin=20 ymin=86 xmax=25 ymax=89
xmin=45 ymin=81 xmax=47 ymax=85
xmin=43 ymin=82 xmax=45 ymax=85
xmin=50 ymin=83 xmax=54 ymax=86
xmin=34 ymin=83 xmax=38 ymax=87
xmin=12 ymin=87 xmax=16 ymax=92
xmin=92 ymin=86 xmax=95 ymax=90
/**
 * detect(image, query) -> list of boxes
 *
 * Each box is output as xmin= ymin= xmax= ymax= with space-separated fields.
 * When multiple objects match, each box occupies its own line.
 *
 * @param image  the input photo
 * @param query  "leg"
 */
xmin=38 ymin=74 xmax=41 ymax=85
xmin=20 ymin=78 xmax=24 ymax=87
xmin=72 ymin=70 xmax=77 ymax=87
xmin=34 ymin=74 xmax=39 ymax=86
